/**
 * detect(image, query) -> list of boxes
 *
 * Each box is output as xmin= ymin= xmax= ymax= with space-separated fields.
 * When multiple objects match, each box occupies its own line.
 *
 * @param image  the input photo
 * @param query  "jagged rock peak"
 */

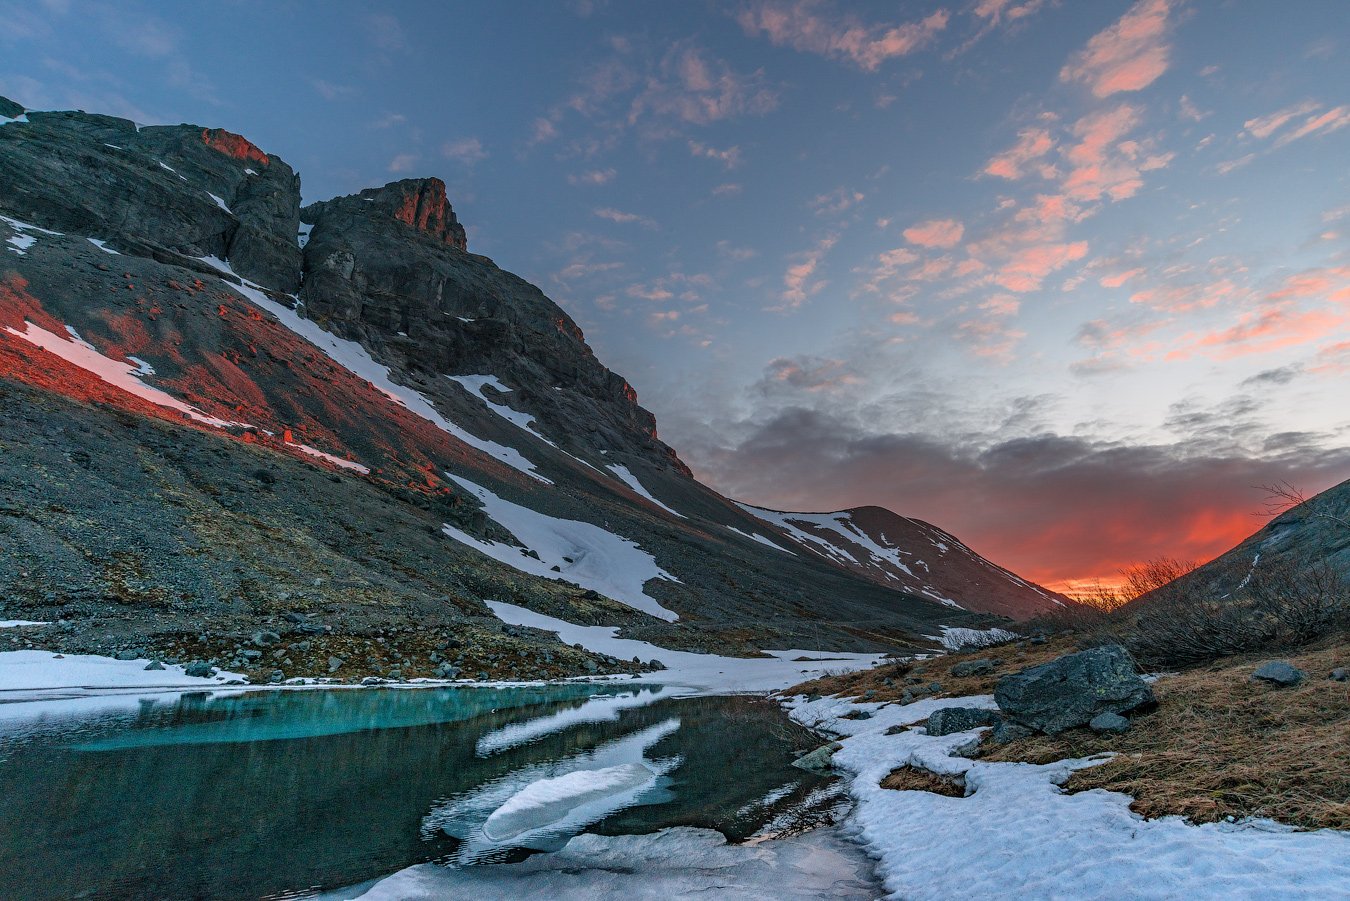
xmin=306 ymin=178 xmax=467 ymax=250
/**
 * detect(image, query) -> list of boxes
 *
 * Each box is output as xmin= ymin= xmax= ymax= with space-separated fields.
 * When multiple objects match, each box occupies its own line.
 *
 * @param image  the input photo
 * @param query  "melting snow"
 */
xmin=297 ymin=222 xmax=313 ymax=249
xmin=606 ymin=464 xmax=685 ymax=518
xmin=206 ymin=192 xmax=231 ymax=213
xmin=446 ymin=374 xmax=554 ymax=443
xmin=3 ymin=320 xmax=247 ymax=429
xmin=200 ymin=257 xmax=549 ymax=483
xmin=789 ymin=691 xmax=1350 ymax=900
xmin=87 ymin=238 xmax=119 ymax=254
xmin=726 ymin=524 xmax=797 ymax=555
xmin=0 ymin=650 xmax=247 ymax=697
xmin=484 ymin=762 xmax=658 ymax=841
xmin=2 ymin=215 xmax=62 ymax=255
xmin=488 ymin=602 xmax=881 ymax=692
xmin=442 ymin=475 xmax=679 ymax=621
xmin=0 ymin=112 xmax=28 ymax=126
xmin=0 ymin=620 xmax=48 ymax=628
xmin=286 ymin=441 xmax=370 ymax=474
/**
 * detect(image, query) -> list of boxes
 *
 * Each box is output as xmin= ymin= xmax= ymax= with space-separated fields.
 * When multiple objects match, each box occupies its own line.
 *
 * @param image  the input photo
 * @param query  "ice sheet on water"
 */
xmin=334 ymin=826 xmax=880 ymax=900
xmin=427 ymin=718 xmax=681 ymax=861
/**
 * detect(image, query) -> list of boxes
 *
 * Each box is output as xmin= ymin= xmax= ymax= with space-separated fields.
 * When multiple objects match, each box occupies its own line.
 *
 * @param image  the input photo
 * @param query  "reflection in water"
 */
xmin=0 ymin=685 xmax=836 ymax=900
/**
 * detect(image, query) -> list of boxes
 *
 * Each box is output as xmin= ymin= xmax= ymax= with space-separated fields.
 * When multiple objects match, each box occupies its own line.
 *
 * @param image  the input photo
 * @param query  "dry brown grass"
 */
xmin=785 ymin=635 xmax=1078 ymax=703
xmin=881 ymin=765 xmax=967 ymax=797
xmin=980 ymin=636 xmax=1350 ymax=830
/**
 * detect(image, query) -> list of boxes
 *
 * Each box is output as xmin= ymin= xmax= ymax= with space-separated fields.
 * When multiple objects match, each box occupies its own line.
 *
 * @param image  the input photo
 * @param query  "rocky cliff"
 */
xmin=0 ymin=95 xmax=1050 ymax=682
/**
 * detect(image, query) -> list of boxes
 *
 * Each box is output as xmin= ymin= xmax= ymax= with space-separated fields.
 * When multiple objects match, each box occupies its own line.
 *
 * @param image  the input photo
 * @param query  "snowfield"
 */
xmin=0 ymin=651 xmax=246 ymax=699
xmin=788 ymin=691 xmax=1350 ymax=900
xmin=443 ymin=476 xmax=681 ymax=621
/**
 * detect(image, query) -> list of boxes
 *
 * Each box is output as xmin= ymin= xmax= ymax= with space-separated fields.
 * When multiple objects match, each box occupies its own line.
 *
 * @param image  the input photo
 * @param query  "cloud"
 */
xmin=1275 ymin=104 xmax=1350 ymax=147
xmin=680 ymin=402 xmax=1350 ymax=587
xmin=737 ymin=0 xmax=949 ymax=71
xmin=1244 ymin=99 xmax=1320 ymax=139
xmin=368 ymin=13 xmax=409 ymax=52
xmin=688 ymin=140 xmax=742 ymax=168
xmin=983 ymin=127 xmax=1056 ymax=180
xmin=712 ymin=182 xmax=744 ymax=197
xmin=628 ymin=42 xmax=778 ymax=127
xmin=994 ymin=241 xmax=1089 ymax=292
xmin=763 ymin=355 xmax=862 ymax=392
xmin=594 ymin=207 xmax=657 ymax=228
xmin=370 ymin=112 xmax=406 ymax=129
xmin=903 ymin=218 xmax=964 ymax=248
xmin=569 ymin=168 xmax=617 ymax=186
xmin=442 ymin=137 xmax=488 ymax=164
xmin=387 ymin=153 xmax=419 ymax=173
xmin=775 ymin=233 xmax=839 ymax=310
xmin=809 ymin=186 xmax=865 ymax=216
xmin=1060 ymin=0 xmax=1173 ymax=98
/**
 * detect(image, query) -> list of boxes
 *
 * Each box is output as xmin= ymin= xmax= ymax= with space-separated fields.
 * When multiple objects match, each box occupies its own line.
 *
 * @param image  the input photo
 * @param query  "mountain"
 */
xmin=0 ymin=97 xmax=1049 ymax=681
xmin=1137 ymin=478 xmax=1350 ymax=602
xmin=736 ymin=504 xmax=1067 ymax=620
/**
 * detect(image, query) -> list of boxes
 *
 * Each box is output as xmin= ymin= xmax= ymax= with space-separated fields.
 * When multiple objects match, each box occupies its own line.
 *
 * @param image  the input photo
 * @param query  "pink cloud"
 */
xmin=903 ymin=218 xmax=965 ymax=248
xmin=594 ymin=207 xmax=657 ymax=228
xmin=775 ymin=234 xmax=839 ymax=310
xmin=1244 ymin=99 xmax=1321 ymax=139
xmin=1060 ymin=0 xmax=1172 ymax=98
xmin=1099 ymin=267 xmax=1144 ymax=288
xmin=983 ymin=127 xmax=1055 ymax=180
xmin=738 ymin=1 xmax=949 ymax=71
xmin=994 ymin=241 xmax=1089 ymax=292
xmin=1276 ymin=104 xmax=1350 ymax=147
xmin=1172 ymin=306 xmax=1349 ymax=360
xmin=1265 ymin=266 xmax=1350 ymax=303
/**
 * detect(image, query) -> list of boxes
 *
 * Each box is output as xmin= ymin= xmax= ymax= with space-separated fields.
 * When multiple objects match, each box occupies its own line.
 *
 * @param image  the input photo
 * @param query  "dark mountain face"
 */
xmin=735 ymin=504 xmax=1068 ymax=620
xmin=0 ymin=96 xmax=1037 ymax=677
xmin=1136 ymin=479 xmax=1350 ymax=603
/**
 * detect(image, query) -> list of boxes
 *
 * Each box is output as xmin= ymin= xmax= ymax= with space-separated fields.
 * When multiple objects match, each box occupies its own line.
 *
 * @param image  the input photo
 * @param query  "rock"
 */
xmin=950 ymin=659 xmax=994 ymax=678
xmin=252 ymin=631 xmax=281 ymax=647
xmin=1330 ymin=668 xmax=1348 ymax=682
xmin=583 ymin=659 xmax=599 ymax=673
xmin=143 ymin=659 xmax=165 ymax=671
xmin=360 ymin=676 xmax=384 ymax=686
xmin=1250 ymin=661 xmax=1305 ymax=686
xmin=114 ymin=650 xmax=138 ymax=661
xmin=1089 ymin=712 xmax=1131 ymax=734
xmin=283 ymin=612 xmax=308 ymax=624
xmin=989 ymin=719 xmax=1034 ymax=744
xmin=791 ymin=741 xmax=843 ymax=772
xmin=269 ymin=670 xmax=284 ymax=684
xmin=241 ymin=648 xmax=262 ymax=660
xmin=436 ymin=663 xmax=460 ymax=679
xmin=327 ymin=656 xmax=344 ymax=673
xmin=184 ymin=660 xmax=215 ymax=678
xmin=994 ymin=644 xmax=1155 ymax=734
xmin=925 ymin=707 xmax=1000 ymax=737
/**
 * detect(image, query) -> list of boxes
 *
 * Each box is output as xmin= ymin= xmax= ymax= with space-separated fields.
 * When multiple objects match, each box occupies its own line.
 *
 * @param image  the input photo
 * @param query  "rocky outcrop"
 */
xmin=0 ymin=100 xmax=301 ymax=291
xmin=994 ymin=645 xmax=1155 ymax=734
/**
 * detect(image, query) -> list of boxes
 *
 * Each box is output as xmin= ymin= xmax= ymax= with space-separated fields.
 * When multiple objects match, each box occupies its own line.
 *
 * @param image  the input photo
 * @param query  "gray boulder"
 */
xmin=184 ymin=660 xmax=215 ymax=678
xmin=143 ymin=659 xmax=165 ymax=671
xmin=1250 ymin=661 xmax=1305 ymax=686
xmin=1330 ymin=668 xmax=1348 ymax=682
xmin=989 ymin=720 xmax=1033 ymax=744
xmin=327 ymin=656 xmax=344 ymax=673
xmin=1089 ymin=712 xmax=1130 ymax=734
xmin=925 ymin=707 xmax=1000 ymax=737
xmin=994 ymin=644 xmax=1154 ymax=734
xmin=792 ymin=741 xmax=843 ymax=772
xmin=950 ymin=659 xmax=995 ymax=678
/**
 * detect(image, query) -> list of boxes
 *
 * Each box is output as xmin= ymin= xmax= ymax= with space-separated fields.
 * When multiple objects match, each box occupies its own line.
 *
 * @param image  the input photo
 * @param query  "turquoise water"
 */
xmin=0 ymin=685 xmax=834 ymax=900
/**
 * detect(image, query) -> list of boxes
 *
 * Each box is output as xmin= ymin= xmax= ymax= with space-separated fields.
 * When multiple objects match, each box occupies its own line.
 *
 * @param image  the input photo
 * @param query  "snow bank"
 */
xmin=488 ymin=601 xmax=881 ymax=693
xmin=3 ymin=320 xmax=246 ymax=429
xmin=0 ymin=651 xmax=246 ymax=698
xmin=444 ymin=475 xmax=679 ymax=621
xmin=2 ymin=214 xmax=62 ymax=255
xmin=202 ymin=258 xmax=549 ymax=483
xmin=726 ymin=525 xmax=796 ymax=554
xmin=605 ymin=464 xmax=685 ymax=518
xmin=0 ymin=620 xmax=48 ymax=628
xmin=789 ymin=691 xmax=1350 ymax=900
xmin=447 ymin=374 xmax=554 ymax=444
xmin=333 ymin=826 xmax=879 ymax=900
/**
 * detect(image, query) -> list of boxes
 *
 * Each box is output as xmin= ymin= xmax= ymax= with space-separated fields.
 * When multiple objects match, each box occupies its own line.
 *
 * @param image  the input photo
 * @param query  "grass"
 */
xmin=880 ymin=766 xmax=967 ymax=797
xmin=790 ymin=633 xmax=1350 ymax=831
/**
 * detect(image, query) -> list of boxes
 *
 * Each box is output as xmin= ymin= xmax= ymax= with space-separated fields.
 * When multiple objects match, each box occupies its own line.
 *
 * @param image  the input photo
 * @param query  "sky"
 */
xmin=3 ymin=0 xmax=1349 ymax=592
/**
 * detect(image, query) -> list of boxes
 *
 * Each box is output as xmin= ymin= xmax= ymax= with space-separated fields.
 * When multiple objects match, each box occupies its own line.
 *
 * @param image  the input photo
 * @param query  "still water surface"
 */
xmin=0 ymin=684 xmax=840 ymax=899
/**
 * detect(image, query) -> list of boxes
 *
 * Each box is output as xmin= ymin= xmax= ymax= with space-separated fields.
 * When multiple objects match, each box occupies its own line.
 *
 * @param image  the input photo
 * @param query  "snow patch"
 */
xmin=0 ymin=651 xmax=246 ymax=697
xmin=0 ymin=620 xmax=48 ymax=628
xmin=725 ymin=525 xmax=797 ymax=555
xmin=200 ymin=256 xmax=550 ymax=483
xmin=87 ymin=238 xmax=119 ymax=254
xmin=297 ymin=222 xmax=313 ymax=249
xmin=286 ymin=441 xmax=369 ymax=474
xmin=606 ymin=464 xmax=684 ymax=518
xmin=3 ymin=320 xmax=247 ymax=429
xmin=0 ymin=113 xmax=28 ymax=126
xmin=446 ymin=374 xmax=554 ymax=444
xmin=930 ymin=625 xmax=1018 ymax=650
xmin=2 ymin=215 xmax=62 ymax=256
xmin=442 ymin=475 xmax=678 ymax=621
xmin=206 ymin=192 xmax=231 ymax=213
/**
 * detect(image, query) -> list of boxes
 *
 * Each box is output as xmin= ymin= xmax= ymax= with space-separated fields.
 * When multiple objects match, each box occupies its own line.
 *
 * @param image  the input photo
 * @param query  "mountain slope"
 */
xmin=0 ymin=97 xmax=1039 ymax=678
xmin=736 ymin=504 xmax=1067 ymax=619
xmin=1136 ymin=478 xmax=1350 ymax=603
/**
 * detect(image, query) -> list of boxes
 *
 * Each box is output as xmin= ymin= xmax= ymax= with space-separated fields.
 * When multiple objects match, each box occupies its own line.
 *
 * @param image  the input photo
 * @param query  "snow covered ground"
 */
xmin=487 ymin=601 xmax=883 ymax=692
xmin=788 ymin=691 xmax=1350 ymax=900
xmin=605 ymin=464 xmax=685 ymax=518
xmin=443 ymin=476 xmax=682 ymax=622
xmin=0 ymin=651 xmax=246 ymax=700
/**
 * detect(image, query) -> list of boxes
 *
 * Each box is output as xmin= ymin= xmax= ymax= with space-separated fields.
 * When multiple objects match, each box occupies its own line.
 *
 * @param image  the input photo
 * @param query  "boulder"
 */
xmin=1088 ymin=712 xmax=1130 ymax=734
xmin=994 ymin=644 xmax=1154 ymax=734
xmin=950 ymin=659 xmax=994 ymax=678
xmin=792 ymin=741 xmax=843 ymax=772
xmin=1330 ymin=668 xmax=1348 ymax=682
xmin=143 ymin=659 xmax=165 ymax=671
xmin=184 ymin=660 xmax=215 ymax=678
xmin=252 ymin=630 xmax=281 ymax=647
xmin=327 ymin=656 xmax=344 ymax=673
xmin=989 ymin=720 xmax=1033 ymax=744
xmin=925 ymin=707 xmax=1000 ymax=736
xmin=1250 ymin=661 xmax=1305 ymax=686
